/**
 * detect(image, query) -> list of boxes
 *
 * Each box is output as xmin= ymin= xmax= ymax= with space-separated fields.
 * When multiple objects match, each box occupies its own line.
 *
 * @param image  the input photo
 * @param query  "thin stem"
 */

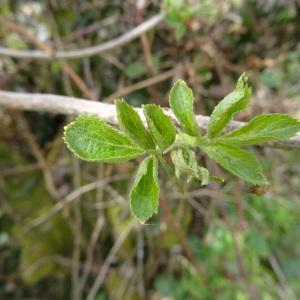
xmin=155 ymin=152 xmax=187 ymax=205
xmin=155 ymin=153 xmax=174 ymax=177
xmin=0 ymin=13 xmax=164 ymax=59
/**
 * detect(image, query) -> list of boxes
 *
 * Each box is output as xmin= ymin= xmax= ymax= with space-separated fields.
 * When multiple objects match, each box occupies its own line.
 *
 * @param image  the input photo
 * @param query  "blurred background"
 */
xmin=0 ymin=0 xmax=300 ymax=299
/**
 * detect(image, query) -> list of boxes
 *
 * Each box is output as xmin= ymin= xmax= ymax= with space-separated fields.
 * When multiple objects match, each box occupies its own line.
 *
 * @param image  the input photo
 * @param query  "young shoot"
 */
xmin=64 ymin=74 xmax=300 ymax=223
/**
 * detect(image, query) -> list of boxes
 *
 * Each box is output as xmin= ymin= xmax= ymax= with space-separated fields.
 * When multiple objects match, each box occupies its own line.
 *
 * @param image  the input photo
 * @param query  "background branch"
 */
xmin=0 ymin=90 xmax=299 ymax=149
xmin=0 ymin=13 xmax=164 ymax=59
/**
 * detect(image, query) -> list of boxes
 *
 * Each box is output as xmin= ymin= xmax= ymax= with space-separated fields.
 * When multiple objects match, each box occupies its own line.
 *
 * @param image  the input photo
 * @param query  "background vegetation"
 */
xmin=0 ymin=1 xmax=300 ymax=299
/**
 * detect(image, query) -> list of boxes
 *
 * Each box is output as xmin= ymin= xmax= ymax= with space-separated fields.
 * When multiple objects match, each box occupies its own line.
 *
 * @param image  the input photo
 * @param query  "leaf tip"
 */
xmin=173 ymin=79 xmax=187 ymax=88
xmin=237 ymin=72 xmax=249 ymax=89
xmin=114 ymin=98 xmax=125 ymax=107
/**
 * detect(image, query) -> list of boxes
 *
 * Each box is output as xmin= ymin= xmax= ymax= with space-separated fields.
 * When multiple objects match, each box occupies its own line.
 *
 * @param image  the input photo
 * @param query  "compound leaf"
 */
xmin=64 ymin=115 xmax=144 ymax=162
xmin=129 ymin=155 xmax=160 ymax=223
xmin=207 ymin=73 xmax=251 ymax=138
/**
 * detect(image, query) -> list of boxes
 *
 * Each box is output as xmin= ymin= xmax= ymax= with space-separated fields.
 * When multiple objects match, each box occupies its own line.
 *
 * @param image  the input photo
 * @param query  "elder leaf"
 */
xmin=115 ymin=99 xmax=155 ymax=150
xmin=169 ymin=79 xmax=200 ymax=136
xmin=201 ymin=143 xmax=268 ymax=185
xmin=143 ymin=104 xmax=176 ymax=151
xmin=219 ymin=114 xmax=300 ymax=145
xmin=207 ymin=73 xmax=251 ymax=138
xmin=64 ymin=115 xmax=144 ymax=162
xmin=129 ymin=155 xmax=160 ymax=223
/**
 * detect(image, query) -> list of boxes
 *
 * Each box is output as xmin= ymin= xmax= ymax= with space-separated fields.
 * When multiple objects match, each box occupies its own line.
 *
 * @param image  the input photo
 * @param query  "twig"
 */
xmin=105 ymin=69 xmax=176 ymax=102
xmin=61 ymin=63 xmax=96 ymax=100
xmin=231 ymin=231 xmax=259 ymax=300
xmin=16 ymin=112 xmax=60 ymax=200
xmin=139 ymin=31 xmax=161 ymax=100
xmin=86 ymin=220 xmax=136 ymax=300
xmin=25 ymin=174 xmax=128 ymax=231
xmin=0 ymin=91 xmax=299 ymax=149
xmin=0 ymin=17 xmax=96 ymax=100
xmin=71 ymin=158 xmax=83 ymax=300
xmin=0 ymin=163 xmax=40 ymax=177
xmin=234 ymin=179 xmax=245 ymax=230
xmin=139 ymin=21 xmax=154 ymax=75
xmin=160 ymin=195 xmax=197 ymax=265
xmin=269 ymin=254 xmax=296 ymax=299
xmin=21 ymin=254 xmax=101 ymax=277
xmin=0 ymin=13 xmax=164 ymax=59
xmin=77 ymin=216 xmax=105 ymax=298
xmin=214 ymin=181 xmax=259 ymax=300
xmin=62 ymin=15 xmax=118 ymax=43
xmin=137 ymin=228 xmax=145 ymax=298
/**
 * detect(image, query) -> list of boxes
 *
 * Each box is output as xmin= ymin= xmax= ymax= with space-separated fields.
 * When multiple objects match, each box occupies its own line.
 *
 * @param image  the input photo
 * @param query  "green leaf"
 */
xmin=115 ymin=99 xmax=155 ymax=150
xmin=201 ymin=143 xmax=267 ymax=185
xmin=170 ymin=148 xmax=209 ymax=185
xmin=207 ymin=73 xmax=251 ymax=138
xmin=219 ymin=114 xmax=300 ymax=145
xmin=143 ymin=104 xmax=176 ymax=151
xmin=129 ymin=155 xmax=160 ymax=223
xmin=162 ymin=132 xmax=200 ymax=154
xmin=176 ymin=132 xmax=200 ymax=147
xmin=64 ymin=115 xmax=144 ymax=162
xmin=169 ymin=79 xmax=200 ymax=136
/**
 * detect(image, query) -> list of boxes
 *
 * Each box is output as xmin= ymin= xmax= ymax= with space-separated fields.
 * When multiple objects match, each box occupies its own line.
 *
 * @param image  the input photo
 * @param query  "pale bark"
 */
xmin=0 ymin=90 xmax=299 ymax=149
